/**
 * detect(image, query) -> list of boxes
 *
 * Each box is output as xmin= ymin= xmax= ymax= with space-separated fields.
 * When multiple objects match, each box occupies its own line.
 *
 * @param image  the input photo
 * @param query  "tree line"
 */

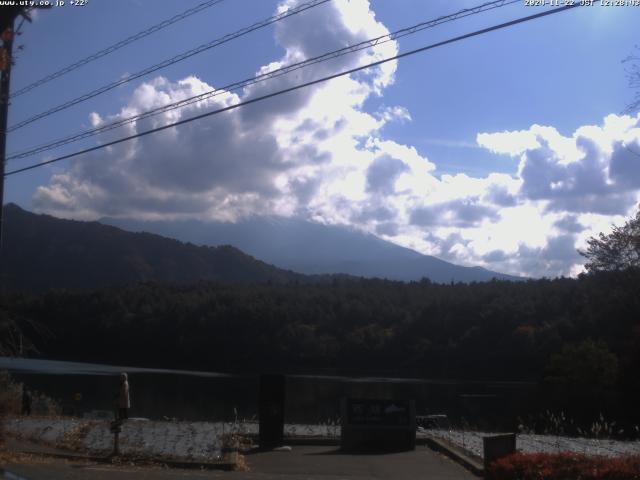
xmin=2 ymin=268 xmax=638 ymax=424
xmin=1 ymin=206 xmax=639 ymax=428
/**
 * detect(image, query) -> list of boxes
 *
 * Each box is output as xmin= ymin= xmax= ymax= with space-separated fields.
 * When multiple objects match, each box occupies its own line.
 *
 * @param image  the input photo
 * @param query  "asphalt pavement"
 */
xmin=2 ymin=445 xmax=478 ymax=479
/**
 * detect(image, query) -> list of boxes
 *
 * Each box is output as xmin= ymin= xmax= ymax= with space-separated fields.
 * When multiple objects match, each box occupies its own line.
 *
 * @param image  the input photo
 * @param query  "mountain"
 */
xmin=0 ymin=204 xmax=308 ymax=291
xmin=100 ymin=215 xmax=521 ymax=283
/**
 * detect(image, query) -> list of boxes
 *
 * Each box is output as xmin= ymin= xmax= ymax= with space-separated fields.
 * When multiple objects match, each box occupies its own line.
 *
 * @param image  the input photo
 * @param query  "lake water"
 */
xmin=1 ymin=357 xmax=538 ymax=429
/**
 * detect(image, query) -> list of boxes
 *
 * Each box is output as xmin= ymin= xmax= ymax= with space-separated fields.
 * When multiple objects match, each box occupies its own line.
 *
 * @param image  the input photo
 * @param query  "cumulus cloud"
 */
xmin=377 ymin=106 xmax=411 ymax=124
xmin=477 ymin=129 xmax=540 ymax=156
xmin=32 ymin=0 xmax=640 ymax=279
xmin=553 ymin=215 xmax=586 ymax=234
xmin=366 ymin=155 xmax=409 ymax=194
xmin=514 ymin=235 xmax=584 ymax=279
xmin=477 ymin=125 xmax=580 ymax=161
xmin=478 ymin=115 xmax=640 ymax=216
xmin=34 ymin=0 xmax=398 ymax=221
xmin=410 ymin=199 xmax=499 ymax=229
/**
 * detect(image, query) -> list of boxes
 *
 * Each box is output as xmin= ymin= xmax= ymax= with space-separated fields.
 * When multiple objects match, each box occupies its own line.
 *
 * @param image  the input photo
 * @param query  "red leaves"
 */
xmin=488 ymin=452 xmax=640 ymax=480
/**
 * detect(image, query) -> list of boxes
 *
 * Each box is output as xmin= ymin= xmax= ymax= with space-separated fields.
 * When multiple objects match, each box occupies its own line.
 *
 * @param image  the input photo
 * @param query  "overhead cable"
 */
xmin=6 ymin=0 xmax=330 ymax=133
xmin=11 ymin=0 xmax=227 ymax=98
xmin=5 ymin=3 xmax=580 ymax=177
xmin=7 ymin=0 xmax=520 ymax=161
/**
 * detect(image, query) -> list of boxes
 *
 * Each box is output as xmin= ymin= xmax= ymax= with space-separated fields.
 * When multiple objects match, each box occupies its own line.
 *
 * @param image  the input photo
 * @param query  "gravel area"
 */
xmin=12 ymin=417 xmax=636 ymax=462
xmin=233 ymin=422 xmax=341 ymax=438
xmin=426 ymin=429 xmax=640 ymax=458
xmin=2 ymin=416 xmax=342 ymax=461
xmin=3 ymin=416 xmax=224 ymax=461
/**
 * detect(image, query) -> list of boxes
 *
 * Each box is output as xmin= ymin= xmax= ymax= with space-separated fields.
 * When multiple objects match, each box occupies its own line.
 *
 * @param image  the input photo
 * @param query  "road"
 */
xmin=2 ymin=445 xmax=477 ymax=479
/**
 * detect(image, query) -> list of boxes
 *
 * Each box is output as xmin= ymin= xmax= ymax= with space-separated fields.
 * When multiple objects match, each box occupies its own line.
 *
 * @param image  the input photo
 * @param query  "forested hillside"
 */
xmin=0 ymin=204 xmax=308 ymax=290
xmin=102 ymin=215 xmax=521 ymax=282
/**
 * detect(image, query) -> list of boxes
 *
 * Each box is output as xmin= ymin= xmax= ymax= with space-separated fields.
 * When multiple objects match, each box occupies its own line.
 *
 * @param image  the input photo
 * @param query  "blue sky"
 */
xmin=4 ymin=0 xmax=640 ymax=277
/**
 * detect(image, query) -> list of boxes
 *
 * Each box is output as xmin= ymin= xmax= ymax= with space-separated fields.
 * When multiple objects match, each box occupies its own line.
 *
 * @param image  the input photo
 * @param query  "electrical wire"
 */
xmin=10 ymin=0 xmax=226 ymax=98
xmin=4 ymin=3 xmax=581 ymax=178
xmin=7 ymin=0 xmax=520 ymax=162
xmin=6 ymin=0 xmax=330 ymax=133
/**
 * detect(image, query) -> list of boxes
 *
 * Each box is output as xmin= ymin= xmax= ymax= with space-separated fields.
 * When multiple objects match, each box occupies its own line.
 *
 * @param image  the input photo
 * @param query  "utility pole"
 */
xmin=0 ymin=8 xmax=43 ymax=357
xmin=0 ymin=16 xmax=15 ymax=252
xmin=0 ymin=6 xmax=46 ymax=260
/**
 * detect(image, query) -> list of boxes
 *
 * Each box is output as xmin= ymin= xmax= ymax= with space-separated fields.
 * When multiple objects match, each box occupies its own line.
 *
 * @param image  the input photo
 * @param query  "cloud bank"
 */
xmin=33 ymin=0 xmax=640 ymax=278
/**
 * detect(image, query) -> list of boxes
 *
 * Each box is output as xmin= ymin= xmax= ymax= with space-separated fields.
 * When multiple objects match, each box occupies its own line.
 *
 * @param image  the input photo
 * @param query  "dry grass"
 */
xmin=0 ymin=371 xmax=22 ymax=416
xmin=0 ymin=449 xmax=69 ymax=466
xmin=0 ymin=371 xmax=61 ymax=417
xmin=58 ymin=420 xmax=101 ymax=452
xmin=0 ymin=416 xmax=5 ymax=452
xmin=234 ymin=452 xmax=249 ymax=472
xmin=220 ymin=432 xmax=250 ymax=471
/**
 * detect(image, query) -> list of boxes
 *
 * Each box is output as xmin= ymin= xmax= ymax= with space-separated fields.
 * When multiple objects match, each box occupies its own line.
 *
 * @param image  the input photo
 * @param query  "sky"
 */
xmin=3 ymin=0 xmax=640 ymax=278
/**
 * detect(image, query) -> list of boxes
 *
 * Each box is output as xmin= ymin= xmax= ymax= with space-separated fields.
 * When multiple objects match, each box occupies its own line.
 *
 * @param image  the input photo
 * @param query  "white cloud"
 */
xmin=477 ymin=125 xmax=581 ymax=163
xmin=516 ymin=114 xmax=640 ymax=215
xmin=477 ymin=129 xmax=540 ymax=156
xmin=377 ymin=106 xmax=412 ymax=123
xmin=35 ymin=0 xmax=396 ymax=221
xmin=32 ymin=0 xmax=640 ymax=279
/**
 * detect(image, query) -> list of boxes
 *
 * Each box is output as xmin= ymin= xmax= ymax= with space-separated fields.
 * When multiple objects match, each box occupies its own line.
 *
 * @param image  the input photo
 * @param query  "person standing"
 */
xmin=21 ymin=385 xmax=32 ymax=416
xmin=118 ymin=373 xmax=130 ymax=421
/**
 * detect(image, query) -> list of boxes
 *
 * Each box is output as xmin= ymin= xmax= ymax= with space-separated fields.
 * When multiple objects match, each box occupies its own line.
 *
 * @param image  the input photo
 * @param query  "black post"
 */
xmin=483 ymin=433 xmax=516 ymax=478
xmin=0 ymin=17 xmax=14 ymax=254
xmin=110 ymin=420 xmax=122 ymax=457
xmin=258 ymin=373 xmax=285 ymax=449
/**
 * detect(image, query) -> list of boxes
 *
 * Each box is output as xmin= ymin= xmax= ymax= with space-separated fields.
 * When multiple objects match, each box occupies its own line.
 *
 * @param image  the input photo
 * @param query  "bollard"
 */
xmin=110 ymin=420 xmax=122 ymax=457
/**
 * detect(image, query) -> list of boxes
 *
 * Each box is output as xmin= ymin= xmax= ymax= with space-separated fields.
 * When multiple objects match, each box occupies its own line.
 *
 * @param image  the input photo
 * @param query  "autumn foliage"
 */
xmin=488 ymin=452 xmax=640 ymax=480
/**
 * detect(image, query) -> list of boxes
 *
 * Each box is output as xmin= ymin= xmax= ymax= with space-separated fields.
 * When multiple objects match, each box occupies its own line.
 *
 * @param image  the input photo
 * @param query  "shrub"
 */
xmin=0 ymin=370 xmax=61 ymax=417
xmin=488 ymin=452 xmax=640 ymax=480
xmin=0 ymin=371 xmax=23 ymax=416
xmin=0 ymin=370 xmax=23 ymax=451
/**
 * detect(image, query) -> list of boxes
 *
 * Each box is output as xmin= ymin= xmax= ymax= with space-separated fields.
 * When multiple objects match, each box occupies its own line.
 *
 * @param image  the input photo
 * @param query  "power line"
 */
xmin=10 ymin=0 xmax=226 ymax=98
xmin=7 ymin=0 xmax=519 ymax=161
xmin=4 ymin=3 xmax=580 ymax=178
xmin=7 ymin=0 xmax=520 ymax=162
xmin=6 ymin=0 xmax=330 ymax=133
xmin=623 ymin=143 xmax=640 ymax=158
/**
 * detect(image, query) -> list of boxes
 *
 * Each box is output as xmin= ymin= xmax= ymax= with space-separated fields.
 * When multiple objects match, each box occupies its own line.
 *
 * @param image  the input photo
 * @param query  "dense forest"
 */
xmin=2 ymin=269 xmax=639 ymax=427
xmin=0 ymin=203 xmax=314 ymax=291
xmin=2 ymin=206 xmax=639 ymax=428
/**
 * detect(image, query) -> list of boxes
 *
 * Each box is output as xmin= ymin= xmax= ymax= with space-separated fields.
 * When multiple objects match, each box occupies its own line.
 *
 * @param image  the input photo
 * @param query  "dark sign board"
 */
xmin=484 ymin=433 xmax=516 ymax=476
xmin=346 ymin=399 xmax=411 ymax=427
